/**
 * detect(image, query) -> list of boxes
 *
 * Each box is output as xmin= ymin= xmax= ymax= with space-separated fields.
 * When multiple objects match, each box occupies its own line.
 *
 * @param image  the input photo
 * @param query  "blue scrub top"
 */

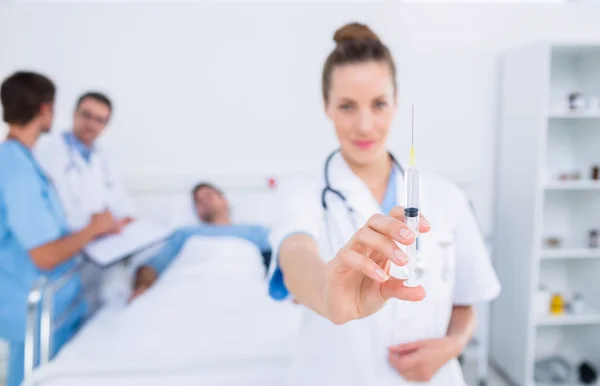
xmin=145 ymin=224 xmax=271 ymax=276
xmin=0 ymin=140 xmax=85 ymax=343
xmin=268 ymin=165 xmax=399 ymax=301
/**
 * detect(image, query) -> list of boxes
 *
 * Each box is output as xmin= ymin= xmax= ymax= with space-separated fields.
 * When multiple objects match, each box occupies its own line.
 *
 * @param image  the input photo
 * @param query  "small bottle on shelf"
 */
xmin=550 ymin=293 xmax=565 ymax=315
xmin=589 ymin=230 xmax=599 ymax=249
xmin=571 ymin=293 xmax=585 ymax=315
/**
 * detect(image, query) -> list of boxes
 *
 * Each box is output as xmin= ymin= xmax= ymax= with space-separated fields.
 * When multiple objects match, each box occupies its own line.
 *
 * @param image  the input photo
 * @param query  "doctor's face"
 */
xmin=325 ymin=61 xmax=397 ymax=167
xmin=73 ymin=98 xmax=111 ymax=146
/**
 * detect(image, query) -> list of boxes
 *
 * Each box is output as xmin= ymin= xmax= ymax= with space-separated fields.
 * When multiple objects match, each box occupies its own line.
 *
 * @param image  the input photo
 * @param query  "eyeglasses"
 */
xmin=78 ymin=109 xmax=109 ymax=125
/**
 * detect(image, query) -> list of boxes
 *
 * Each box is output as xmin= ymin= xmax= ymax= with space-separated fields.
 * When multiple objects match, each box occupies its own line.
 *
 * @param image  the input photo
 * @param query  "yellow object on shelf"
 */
xmin=550 ymin=293 xmax=565 ymax=315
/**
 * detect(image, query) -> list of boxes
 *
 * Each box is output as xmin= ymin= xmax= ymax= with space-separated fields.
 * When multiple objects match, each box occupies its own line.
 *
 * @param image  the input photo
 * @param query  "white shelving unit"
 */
xmin=545 ymin=181 xmax=600 ymax=190
xmin=491 ymin=42 xmax=600 ymax=386
xmin=537 ymin=311 xmax=600 ymax=327
xmin=548 ymin=112 xmax=600 ymax=119
xmin=541 ymin=248 xmax=600 ymax=259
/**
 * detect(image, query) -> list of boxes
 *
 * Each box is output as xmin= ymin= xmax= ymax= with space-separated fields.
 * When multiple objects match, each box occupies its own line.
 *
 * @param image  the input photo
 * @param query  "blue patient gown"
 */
xmin=144 ymin=224 xmax=272 ymax=276
xmin=0 ymin=140 xmax=86 ymax=386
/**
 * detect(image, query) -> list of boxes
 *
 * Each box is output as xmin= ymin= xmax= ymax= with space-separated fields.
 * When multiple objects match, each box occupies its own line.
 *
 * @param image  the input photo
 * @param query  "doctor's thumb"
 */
xmin=380 ymin=278 xmax=426 ymax=302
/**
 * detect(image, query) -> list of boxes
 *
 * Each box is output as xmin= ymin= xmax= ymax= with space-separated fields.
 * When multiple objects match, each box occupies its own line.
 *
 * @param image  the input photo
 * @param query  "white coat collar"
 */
xmin=326 ymin=150 xmax=405 ymax=223
xmin=61 ymin=132 xmax=102 ymax=167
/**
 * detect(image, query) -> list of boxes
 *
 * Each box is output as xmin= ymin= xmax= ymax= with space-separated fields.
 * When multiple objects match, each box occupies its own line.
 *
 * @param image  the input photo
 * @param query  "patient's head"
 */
xmin=192 ymin=183 xmax=230 ymax=224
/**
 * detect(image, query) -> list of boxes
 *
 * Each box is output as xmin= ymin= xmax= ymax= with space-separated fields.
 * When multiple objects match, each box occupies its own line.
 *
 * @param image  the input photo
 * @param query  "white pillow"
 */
xmin=136 ymin=186 xmax=280 ymax=230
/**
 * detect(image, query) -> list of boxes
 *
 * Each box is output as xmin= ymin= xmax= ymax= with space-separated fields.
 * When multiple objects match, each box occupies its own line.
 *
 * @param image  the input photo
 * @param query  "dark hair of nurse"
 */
xmin=1 ymin=71 xmax=55 ymax=132
xmin=276 ymin=22 xmax=430 ymax=327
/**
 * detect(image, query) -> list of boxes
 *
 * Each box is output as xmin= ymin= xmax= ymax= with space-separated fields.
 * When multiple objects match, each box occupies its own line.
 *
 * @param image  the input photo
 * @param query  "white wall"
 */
xmin=1 ymin=3 xmax=600 ymax=236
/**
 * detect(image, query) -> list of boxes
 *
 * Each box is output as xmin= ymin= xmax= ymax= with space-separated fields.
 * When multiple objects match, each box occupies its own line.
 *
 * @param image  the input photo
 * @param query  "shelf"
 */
xmin=537 ymin=311 xmax=600 ymax=327
xmin=549 ymin=112 xmax=600 ymax=119
xmin=536 ymin=383 xmax=591 ymax=386
xmin=541 ymin=249 xmax=600 ymax=259
xmin=545 ymin=181 xmax=600 ymax=190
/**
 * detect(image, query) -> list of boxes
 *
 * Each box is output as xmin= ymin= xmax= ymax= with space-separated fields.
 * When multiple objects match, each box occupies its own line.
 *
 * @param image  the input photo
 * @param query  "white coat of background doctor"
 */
xmin=35 ymin=92 xmax=134 ymax=232
xmin=35 ymin=92 xmax=136 ymax=308
xmin=267 ymin=23 xmax=501 ymax=386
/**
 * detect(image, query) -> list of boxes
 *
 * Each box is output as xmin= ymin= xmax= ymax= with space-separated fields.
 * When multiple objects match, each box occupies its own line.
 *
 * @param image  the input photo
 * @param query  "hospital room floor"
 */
xmin=462 ymin=360 xmax=510 ymax=386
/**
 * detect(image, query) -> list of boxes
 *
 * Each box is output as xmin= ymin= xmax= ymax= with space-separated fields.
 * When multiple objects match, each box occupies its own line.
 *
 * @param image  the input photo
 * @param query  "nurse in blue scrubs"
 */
xmin=130 ymin=182 xmax=271 ymax=300
xmin=0 ymin=71 xmax=120 ymax=386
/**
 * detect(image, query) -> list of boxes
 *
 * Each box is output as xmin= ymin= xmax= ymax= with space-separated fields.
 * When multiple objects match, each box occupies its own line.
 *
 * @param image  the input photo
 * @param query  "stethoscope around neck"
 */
xmin=321 ymin=148 xmax=404 ymax=212
xmin=63 ymin=133 xmax=112 ymax=207
xmin=320 ymin=149 xmax=409 ymax=250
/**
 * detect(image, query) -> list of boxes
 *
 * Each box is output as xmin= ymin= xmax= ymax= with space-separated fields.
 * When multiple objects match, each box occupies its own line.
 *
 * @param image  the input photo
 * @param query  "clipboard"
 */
xmin=83 ymin=220 xmax=173 ymax=268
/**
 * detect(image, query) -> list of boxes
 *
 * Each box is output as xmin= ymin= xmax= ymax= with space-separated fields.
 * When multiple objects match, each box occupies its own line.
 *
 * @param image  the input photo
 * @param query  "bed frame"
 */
xmin=24 ymin=263 xmax=83 ymax=377
xmin=22 ymin=173 xmax=286 ymax=380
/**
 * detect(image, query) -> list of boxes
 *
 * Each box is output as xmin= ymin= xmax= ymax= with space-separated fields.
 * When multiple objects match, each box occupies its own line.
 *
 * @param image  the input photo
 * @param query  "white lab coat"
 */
xmin=34 ymin=133 xmax=136 ymax=309
xmin=34 ymin=133 xmax=135 ymax=231
xmin=269 ymin=152 xmax=501 ymax=386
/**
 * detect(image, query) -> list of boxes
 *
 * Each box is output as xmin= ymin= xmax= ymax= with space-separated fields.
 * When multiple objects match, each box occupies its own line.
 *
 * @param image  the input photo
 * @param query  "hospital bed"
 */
xmin=21 ymin=170 xmax=493 ymax=386
xmin=21 ymin=173 xmax=305 ymax=386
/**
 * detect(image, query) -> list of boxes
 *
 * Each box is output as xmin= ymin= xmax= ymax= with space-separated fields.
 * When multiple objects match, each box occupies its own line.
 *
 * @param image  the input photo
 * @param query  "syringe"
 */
xmin=403 ymin=105 xmax=420 ymax=288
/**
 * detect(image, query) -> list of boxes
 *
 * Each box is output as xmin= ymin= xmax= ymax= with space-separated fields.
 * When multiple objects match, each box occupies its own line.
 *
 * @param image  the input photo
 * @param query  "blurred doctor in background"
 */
xmin=267 ymin=23 xmax=500 ymax=386
xmin=0 ymin=71 xmax=119 ymax=386
xmin=35 ymin=92 xmax=137 ymax=310
xmin=35 ymin=91 xmax=135 ymax=232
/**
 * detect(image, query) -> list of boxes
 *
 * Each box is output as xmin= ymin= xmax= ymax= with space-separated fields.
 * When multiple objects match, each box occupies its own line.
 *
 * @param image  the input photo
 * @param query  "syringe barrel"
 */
xmin=404 ymin=167 xmax=420 ymax=214
xmin=402 ymin=166 xmax=420 ymax=287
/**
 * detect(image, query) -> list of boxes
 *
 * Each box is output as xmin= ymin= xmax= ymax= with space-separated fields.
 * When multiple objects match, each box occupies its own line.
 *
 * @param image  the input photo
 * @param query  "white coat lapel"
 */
xmin=88 ymin=151 xmax=109 ymax=212
xmin=71 ymin=141 xmax=106 ymax=214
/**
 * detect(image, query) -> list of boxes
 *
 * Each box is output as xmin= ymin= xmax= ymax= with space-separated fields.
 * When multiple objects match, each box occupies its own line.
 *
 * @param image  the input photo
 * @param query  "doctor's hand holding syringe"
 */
xmin=280 ymin=208 xmax=430 ymax=326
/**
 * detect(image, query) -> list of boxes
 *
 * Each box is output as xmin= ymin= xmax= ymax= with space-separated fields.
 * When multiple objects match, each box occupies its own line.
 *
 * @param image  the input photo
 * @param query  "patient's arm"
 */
xmin=129 ymin=265 xmax=158 ymax=302
xmin=129 ymin=229 xmax=192 ymax=301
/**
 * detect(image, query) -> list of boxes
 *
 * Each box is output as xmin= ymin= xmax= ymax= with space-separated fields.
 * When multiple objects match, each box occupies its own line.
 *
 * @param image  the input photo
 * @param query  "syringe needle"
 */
xmin=411 ymin=104 xmax=414 ymax=147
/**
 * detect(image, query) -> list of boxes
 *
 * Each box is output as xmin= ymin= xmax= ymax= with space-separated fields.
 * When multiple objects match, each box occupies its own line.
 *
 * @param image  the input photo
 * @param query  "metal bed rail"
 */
xmin=24 ymin=263 xmax=83 ymax=379
xmin=25 ymin=355 xmax=295 ymax=386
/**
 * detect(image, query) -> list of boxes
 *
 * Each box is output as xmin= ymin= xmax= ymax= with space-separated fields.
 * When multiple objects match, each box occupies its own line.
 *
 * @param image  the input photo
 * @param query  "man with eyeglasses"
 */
xmin=35 ymin=91 xmax=136 ymax=310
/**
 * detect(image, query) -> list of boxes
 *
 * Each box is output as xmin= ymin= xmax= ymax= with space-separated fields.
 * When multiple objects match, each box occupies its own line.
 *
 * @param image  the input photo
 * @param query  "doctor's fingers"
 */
xmin=335 ymin=248 xmax=391 ymax=283
xmin=388 ymin=352 xmax=413 ymax=374
xmin=380 ymin=277 xmax=425 ymax=302
xmin=366 ymin=213 xmax=416 ymax=245
xmin=351 ymin=225 xmax=409 ymax=266
xmin=388 ymin=207 xmax=431 ymax=234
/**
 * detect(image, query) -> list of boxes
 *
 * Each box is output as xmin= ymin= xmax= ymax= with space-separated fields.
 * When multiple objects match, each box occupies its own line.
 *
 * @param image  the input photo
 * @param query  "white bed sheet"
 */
xmin=24 ymin=237 xmax=303 ymax=386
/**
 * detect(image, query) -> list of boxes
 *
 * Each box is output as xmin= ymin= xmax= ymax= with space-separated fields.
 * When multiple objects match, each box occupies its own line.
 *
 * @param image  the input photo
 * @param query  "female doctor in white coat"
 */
xmin=267 ymin=23 xmax=501 ymax=386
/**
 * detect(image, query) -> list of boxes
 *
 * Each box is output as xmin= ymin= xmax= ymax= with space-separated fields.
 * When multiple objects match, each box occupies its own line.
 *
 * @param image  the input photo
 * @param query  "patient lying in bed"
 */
xmin=130 ymin=182 xmax=272 ymax=300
